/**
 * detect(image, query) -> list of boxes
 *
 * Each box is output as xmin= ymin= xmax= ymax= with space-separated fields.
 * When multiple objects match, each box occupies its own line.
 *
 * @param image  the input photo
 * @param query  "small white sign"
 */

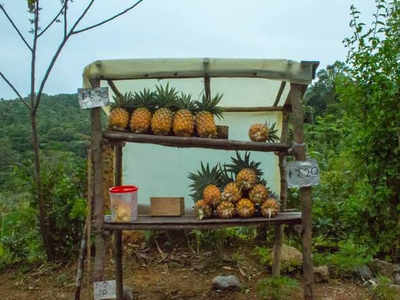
xmin=78 ymin=87 xmax=109 ymax=109
xmin=287 ymin=159 xmax=320 ymax=188
xmin=94 ymin=280 xmax=116 ymax=300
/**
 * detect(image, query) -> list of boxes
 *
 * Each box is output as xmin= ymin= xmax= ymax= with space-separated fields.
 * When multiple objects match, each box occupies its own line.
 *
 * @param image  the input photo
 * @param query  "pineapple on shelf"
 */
xmin=221 ymin=182 xmax=242 ymax=203
xmin=151 ymin=83 xmax=178 ymax=135
xmin=225 ymin=152 xmax=265 ymax=191
xmin=216 ymin=201 xmax=236 ymax=219
xmin=129 ymin=88 xmax=155 ymax=134
xmin=108 ymin=93 xmax=132 ymax=130
xmin=172 ymin=92 xmax=196 ymax=137
xmin=236 ymin=198 xmax=255 ymax=218
xmin=249 ymin=184 xmax=270 ymax=205
xmin=188 ymin=162 xmax=222 ymax=209
xmin=195 ymin=199 xmax=213 ymax=220
xmin=194 ymin=93 xmax=223 ymax=138
xmin=261 ymin=197 xmax=280 ymax=218
xmin=249 ymin=122 xmax=279 ymax=143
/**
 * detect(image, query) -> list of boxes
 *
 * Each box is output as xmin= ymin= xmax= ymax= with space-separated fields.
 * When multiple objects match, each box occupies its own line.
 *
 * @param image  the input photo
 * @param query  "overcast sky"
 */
xmin=0 ymin=0 xmax=377 ymax=99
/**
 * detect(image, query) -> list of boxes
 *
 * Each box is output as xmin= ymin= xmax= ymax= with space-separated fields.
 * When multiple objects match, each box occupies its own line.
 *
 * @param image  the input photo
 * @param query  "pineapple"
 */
xmin=225 ymin=152 xmax=265 ymax=191
xmin=249 ymin=122 xmax=279 ymax=143
xmin=221 ymin=182 xmax=242 ymax=203
xmin=172 ymin=92 xmax=196 ymax=137
xmin=236 ymin=198 xmax=255 ymax=218
xmin=129 ymin=88 xmax=155 ymax=133
xmin=108 ymin=93 xmax=131 ymax=130
xmin=216 ymin=201 xmax=236 ymax=219
xmin=188 ymin=162 xmax=223 ymax=208
xmin=195 ymin=200 xmax=213 ymax=220
xmin=261 ymin=198 xmax=280 ymax=218
xmin=195 ymin=94 xmax=223 ymax=138
xmin=249 ymin=184 xmax=269 ymax=205
xmin=151 ymin=84 xmax=178 ymax=135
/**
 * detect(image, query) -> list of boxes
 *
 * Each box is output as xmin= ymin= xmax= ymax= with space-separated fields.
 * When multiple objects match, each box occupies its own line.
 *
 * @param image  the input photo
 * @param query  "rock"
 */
xmin=389 ymin=284 xmax=400 ymax=294
xmin=353 ymin=265 xmax=373 ymax=281
xmin=313 ymin=265 xmax=329 ymax=283
xmin=212 ymin=275 xmax=241 ymax=291
xmin=272 ymin=244 xmax=303 ymax=272
xmin=394 ymin=272 xmax=400 ymax=285
xmin=370 ymin=259 xmax=397 ymax=278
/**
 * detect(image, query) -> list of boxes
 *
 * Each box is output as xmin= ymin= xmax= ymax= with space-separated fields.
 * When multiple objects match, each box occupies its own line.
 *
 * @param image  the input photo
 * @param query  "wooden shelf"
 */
xmin=103 ymin=130 xmax=290 ymax=152
xmin=103 ymin=212 xmax=301 ymax=230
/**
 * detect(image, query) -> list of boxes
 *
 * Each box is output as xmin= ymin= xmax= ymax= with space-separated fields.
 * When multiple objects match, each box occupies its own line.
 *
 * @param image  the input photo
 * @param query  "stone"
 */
xmin=313 ymin=265 xmax=329 ymax=283
xmin=212 ymin=275 xmax=241 ymax=291
xmin=394 ymin=272 xmax=400 ymax=285
xmin=389 ymin=284 xmax=400 ymax=294
xmin=272 ymin=244 xmax=303 ymax=272
xmin=370 ymin=259 xmax=397 ymax=278
xmin=353 ymin=265 xmax=373 ymax=281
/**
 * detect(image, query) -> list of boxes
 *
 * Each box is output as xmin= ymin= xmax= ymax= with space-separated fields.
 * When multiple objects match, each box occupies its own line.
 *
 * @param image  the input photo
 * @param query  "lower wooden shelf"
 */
xmin=104 ymin=211 xmax=301 ymax=230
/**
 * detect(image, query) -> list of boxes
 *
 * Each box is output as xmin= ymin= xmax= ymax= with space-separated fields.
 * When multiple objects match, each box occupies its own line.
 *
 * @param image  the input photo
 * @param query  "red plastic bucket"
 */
xmin=109 ymin=185 xmax=138 ymax=222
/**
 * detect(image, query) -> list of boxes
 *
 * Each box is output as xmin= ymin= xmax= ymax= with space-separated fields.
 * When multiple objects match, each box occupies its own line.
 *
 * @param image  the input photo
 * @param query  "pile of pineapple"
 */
xmin=189 ymin=152 xmax=280 ymax=220
xmin=108 ymin=84 xmax=223 ymax=138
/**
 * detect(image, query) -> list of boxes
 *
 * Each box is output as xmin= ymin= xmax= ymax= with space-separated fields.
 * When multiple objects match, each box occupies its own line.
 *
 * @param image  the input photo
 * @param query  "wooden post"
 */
xmin=290 ymin=83 xmax=313 ymax=300
xmin=272 ymin=109 xmax=289 ymax=276
xmin=115 ymin=230 xmax=123 ymax=300
xmin=91 ymin=79 xmax=106 ymax=287
xmin=115 ymin=143 xmax=123 ymax=186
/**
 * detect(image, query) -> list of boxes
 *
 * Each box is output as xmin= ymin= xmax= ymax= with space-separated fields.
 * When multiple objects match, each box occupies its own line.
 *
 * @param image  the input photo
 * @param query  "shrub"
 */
xmin=256 ymin=276 xmax=299 ymax=300
xmin=370 ymin=276 xmax=400 ymax=300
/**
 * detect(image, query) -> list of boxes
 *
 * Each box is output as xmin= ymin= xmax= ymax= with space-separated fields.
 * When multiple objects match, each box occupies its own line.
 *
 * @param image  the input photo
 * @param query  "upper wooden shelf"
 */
xmin=103 ymin=212 xmax=301 ymax=230
xmin=103 ymin=130 xmax=290 ymax=153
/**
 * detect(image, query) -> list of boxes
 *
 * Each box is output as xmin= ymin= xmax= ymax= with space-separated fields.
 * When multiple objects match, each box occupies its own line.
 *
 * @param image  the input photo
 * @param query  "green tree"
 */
xmin=0 ymin=0 xmax=144 ymax=261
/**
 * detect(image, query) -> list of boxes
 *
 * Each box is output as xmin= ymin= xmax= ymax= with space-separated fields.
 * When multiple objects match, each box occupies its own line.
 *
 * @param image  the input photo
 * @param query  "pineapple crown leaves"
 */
xmin=218 ymin=163 xmax=235 ymax=187
xmin=154 ymin=83 xmax=179 ymax=110
xmin=224 ymin=151 xmax=265 ymax=181
xmin=176 ymin=92 xmax=197 ymax=112
xmin=132 ymin=88 xmax=157 ymax=112
xmin=264 ymin=121 xmax=280 ymax=143
xmin=188 ymin=162 xmax=224 ymax=203
xmin=111 ymin=92 xmax=135 ymax=112
xmin=194 ymin=93 xmax=224 ymax=119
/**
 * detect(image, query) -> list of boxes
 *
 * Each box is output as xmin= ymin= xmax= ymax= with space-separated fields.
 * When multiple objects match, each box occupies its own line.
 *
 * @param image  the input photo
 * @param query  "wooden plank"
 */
xmin=103 ymin=131 xmax=290 ymax=153
xmin=273 ymin=81 xmax=287 ymax=106
xmin=222 ymin=106 xmax=284 ymax=112
xmin=115 ymin=230 xmax=123 ymax=300
xmin=103 ymin=212 xmax=301 ymax=230
xmin=290 ymin=83 xmax=313 ymax=300
xmin=91 ymin=78 xmax=106 ymax=284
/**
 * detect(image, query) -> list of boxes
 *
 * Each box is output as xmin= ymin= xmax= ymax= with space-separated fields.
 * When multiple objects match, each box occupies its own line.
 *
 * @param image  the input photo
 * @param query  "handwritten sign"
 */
xmin=94 ymin=280 xmax=116 ymax=300
xmin=287 ymin=159 xmax=320 ymax=188
xmin=78 ymin=87 xmax=109 ymax=109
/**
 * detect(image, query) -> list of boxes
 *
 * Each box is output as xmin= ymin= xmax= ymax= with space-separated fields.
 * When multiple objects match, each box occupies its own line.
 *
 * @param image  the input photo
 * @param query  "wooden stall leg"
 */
xmin=115 ymin=143 xmax=123 ymax=186
xmin=272 ymin=225 xmax=283 ymax=276
xmin=115 ymin=230 xmax=123 ymax=300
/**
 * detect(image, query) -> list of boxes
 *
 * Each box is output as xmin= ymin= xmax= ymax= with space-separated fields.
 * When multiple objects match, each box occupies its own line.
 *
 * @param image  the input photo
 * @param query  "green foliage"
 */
xmin=256 ymin=276 xmax=299 ymax=300
xmin=370 ymin=276 xmax=400 ymax=300
xmin=313 ymin=240 xmax=373 ymax=277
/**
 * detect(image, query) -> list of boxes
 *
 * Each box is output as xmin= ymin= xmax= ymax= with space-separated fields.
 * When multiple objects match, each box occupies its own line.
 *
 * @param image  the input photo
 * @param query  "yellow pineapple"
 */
xmin=248 ymin=122 xmax=279 ymax=143
xmin=221 ymin=182 xmax=242 ymax=203
xmin=130 ymin=88 xmax=155 ymax=133
xmin=216 ymin=201 xmax=236 ymax=219
xmin=108 ymin=93 xmax=131 ymax=130
xmin=195 ymin=200 xmax=213 ymax=220
xmin=236 ymin=198 xmax=255 ymax=218
xmin=261 ymin=198 xmax=280 ymax=218
xmin=189 ymin=162 xmax=223 ymax=209
xmin=249 ymin=184 xmax=269 ymax=205
xmin=195 ymin=94 xmax=223 ymax=138
xmin=225 ymin=152 xmax=265 ymax=191
xmin=151 ymin=84 xmax=178 ymax=135
xmin=172 ymin=92 xmax=196 ymax=137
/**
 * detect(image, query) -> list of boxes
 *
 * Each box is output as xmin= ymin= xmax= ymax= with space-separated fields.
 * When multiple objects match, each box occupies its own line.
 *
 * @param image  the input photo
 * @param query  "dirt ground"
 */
xmin=0 ymin=235 xmax=369 ymax=300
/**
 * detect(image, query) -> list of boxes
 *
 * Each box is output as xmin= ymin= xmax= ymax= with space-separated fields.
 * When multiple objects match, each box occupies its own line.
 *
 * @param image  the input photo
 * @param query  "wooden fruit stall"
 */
xmin=83 ymin=58 xmax=319 ymax=300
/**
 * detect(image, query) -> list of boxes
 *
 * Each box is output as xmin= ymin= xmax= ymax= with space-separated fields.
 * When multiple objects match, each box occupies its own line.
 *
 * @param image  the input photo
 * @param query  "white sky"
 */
xmin=0 ymin=0 xmax=377 ymax=99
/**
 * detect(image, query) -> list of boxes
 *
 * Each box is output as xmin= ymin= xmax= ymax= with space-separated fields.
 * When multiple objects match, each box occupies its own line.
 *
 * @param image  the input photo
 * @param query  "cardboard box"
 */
xmin=150 ymin=197 xmax=185 ymax=216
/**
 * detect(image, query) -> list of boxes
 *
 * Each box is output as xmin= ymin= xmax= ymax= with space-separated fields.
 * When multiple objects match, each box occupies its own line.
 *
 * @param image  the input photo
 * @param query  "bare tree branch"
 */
xmin=0 ymin=71 xmax=30 ymax=109
xmin=63 ymin=0 xmax=68 ymax=38
xmin=0 ymin=4 xmax=33 ymax=52
xmin=37 ymin=5 xmax=64 ymax=38
xmin=72 ymin=0 xmax=144 ymax=35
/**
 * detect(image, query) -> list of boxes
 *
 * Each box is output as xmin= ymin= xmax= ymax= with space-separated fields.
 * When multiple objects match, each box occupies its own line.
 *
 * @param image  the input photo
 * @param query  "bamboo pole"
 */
xmin=87 ymin=148 xmax=94 ymax=300
xmin=290 ymin=83 xmax=313 ymax=300
xmin=272 ymin=109 xmax=289 ymax=276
